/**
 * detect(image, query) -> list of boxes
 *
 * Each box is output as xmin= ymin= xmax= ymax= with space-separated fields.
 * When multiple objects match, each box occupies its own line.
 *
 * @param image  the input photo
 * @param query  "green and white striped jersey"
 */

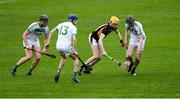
xmin=27 ymin=22 xmax=49 ymax=41
xmin=125 ymin=21 xmax=146 ymax=39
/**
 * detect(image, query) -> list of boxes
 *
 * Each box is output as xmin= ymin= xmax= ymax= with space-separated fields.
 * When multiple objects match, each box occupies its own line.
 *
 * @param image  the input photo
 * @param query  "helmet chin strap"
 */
xmin=39 ymin=23 xmax=43 ymax=27
xmin=127 ymin=22 xmax=134 ymax=27
xmin=70 ymin=20 xmax=76 ymax=25
xmin=39 ymin=23 xmax=46 ymax=27
xmin=130 ymin=22 xmax=135 ymax=27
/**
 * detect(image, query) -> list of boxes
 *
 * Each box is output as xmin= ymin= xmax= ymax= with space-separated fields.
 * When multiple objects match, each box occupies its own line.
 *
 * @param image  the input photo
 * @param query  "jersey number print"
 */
xmin=59 ymin=25 xmax=69 ymax=35
xmin=130 ymin=28 xmax=138 ymax=34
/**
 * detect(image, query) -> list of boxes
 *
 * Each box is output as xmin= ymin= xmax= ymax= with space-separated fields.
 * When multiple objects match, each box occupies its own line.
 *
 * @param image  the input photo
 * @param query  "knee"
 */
xmin=35 ymin=56 xmax=41 ymax=61
xmin=127 ymin=50 xmax=133 ymax=57
xmin=74 ymin=57 xmax=78 ymax=61
xmin=73 ymin=57 xmax=79 ymax=64
xmin=126 ymin=56 xmax=133 ymax=61
xmin=135 ymin=55 xmax=141 ymax=60
xmin=26 ymin=55 xmax=32 ymax=60
xmin=71 ymin=55 xmax=77 ymax=60
xmin=35 ymin=57 xmax=41 ymax=61
xmin=135 ymin=58 xmax=140 ymax=63
xmin=35 ymin=54 xmax=41 ymax=60
xmin=94 ymin=56 xmax=101 ymax=60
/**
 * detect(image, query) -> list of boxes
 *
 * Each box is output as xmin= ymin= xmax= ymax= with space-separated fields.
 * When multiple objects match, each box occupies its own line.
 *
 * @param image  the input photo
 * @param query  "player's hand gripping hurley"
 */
xmin=25 ymin=48 xmax=56 ymax=59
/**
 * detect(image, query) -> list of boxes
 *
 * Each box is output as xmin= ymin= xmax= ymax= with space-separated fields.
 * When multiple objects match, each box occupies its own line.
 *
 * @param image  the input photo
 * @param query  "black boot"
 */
xmin=128 ymin=62 xmax=134 ymax=72
xmin=83 ymin=65 xmax=93 ymax=74
xmin=78 ymin=64 xmax=88 ymax=75
xmin=130 ymin=59 xmax=139 ymax=76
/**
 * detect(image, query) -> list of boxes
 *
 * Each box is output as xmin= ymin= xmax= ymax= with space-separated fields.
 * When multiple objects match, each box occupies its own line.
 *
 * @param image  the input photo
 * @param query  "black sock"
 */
xmin=125 ymin=56 xmax=134 ymax=66
xmin=132 ymin=59 xmax=140 ymax=72
xmin=134 ymin=59 xmax=140 ymax=66
xmin=14 ymin=64 xmax=20 ymax=69
xmin=125 ymin=56 xmax=133 ymax=62
xmin=81 ymin=64 xmax=86 ymax=68
xmin=125 ymin=57 xmax=129 ymax=61
xmin=28 ymin=68 xmax=33 ymax=73
xmin=129 ymin=57 xmax=133 ymax=63
xmin=128 ymin=63 xmax=134 ymax=72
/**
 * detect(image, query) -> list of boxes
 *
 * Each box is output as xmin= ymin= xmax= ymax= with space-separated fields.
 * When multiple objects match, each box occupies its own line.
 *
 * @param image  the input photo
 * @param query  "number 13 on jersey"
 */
xmin=59 ymin=25 xmax=69 ymax=35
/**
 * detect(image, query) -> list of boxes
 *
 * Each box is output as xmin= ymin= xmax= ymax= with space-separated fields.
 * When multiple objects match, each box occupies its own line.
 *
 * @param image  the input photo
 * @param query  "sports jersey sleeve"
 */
xmin=72 ymin=26 xmax=77 ymax=35
xmin=44 ymin=27 xmax=49 ymax=35
xmin=27 ymin=22 xmax=37 ymax=33
xmin=56 ymin=24 xmax=61 ymax=32
xmin=125 ymin=23 xmax=128 ymax=29
xmin=138 ymin=23 xmax=145 ymax=35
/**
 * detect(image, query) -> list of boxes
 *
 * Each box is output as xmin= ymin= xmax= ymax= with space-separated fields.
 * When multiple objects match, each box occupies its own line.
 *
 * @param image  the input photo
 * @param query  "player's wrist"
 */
xmin=120 ymin=40 xmax=124 ymax=47
xmin=120 ymin=40 xmax=123 ymax=44
xmin=124 ymin=42 xmax=128 ymax=45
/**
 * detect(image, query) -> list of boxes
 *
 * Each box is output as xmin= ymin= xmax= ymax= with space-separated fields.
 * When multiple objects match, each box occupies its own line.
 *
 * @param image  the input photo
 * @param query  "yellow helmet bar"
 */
xmin=110 ymin=16 xmax=119 ymax=24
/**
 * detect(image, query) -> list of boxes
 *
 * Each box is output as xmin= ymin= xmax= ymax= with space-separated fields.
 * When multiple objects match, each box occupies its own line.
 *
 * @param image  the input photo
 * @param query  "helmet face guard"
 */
xmin=126 ymin=15 xmax=135 ymax=27
xmin=39 ymin=15 xmax=48 ymax=27
xmin=39 ymin=15 xmax=48 ymax=21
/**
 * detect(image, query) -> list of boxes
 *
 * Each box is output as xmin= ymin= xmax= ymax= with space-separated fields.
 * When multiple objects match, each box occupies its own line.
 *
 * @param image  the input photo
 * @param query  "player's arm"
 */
xmin=98 ymin=33 xmax=106 ymax=56
xmin=137 ymin=22 xmax=145 ymax=53
xmin=22 ymin=31 xmax=31 ymax=49
xmin=115 ymin=29 xmax=124 ymax=47
xmin=46 ymin=27 xmax=57 ymax=48
xmin=137 ymin=35 xmax=144 ymax=54
xmin=42 ymin=34 xmax=49 ymax=53
xmin=72 ymin=34 xmax=77 ymax=54
xmin=124 ymin=29 xmax=129 ymax=49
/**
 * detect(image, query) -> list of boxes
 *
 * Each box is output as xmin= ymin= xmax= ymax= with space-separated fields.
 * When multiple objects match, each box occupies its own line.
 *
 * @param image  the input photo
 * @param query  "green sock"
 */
xmin=73 ymin=72 xmax=78 ymax=78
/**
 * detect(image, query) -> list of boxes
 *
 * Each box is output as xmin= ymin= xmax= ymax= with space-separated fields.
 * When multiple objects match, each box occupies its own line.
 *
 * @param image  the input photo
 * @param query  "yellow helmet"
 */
xmin=110 ymin=16 xmax=119 ymax=24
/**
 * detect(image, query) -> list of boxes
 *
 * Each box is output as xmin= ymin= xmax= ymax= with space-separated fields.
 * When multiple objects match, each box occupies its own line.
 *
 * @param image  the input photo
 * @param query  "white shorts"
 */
xmin=88 ymin=33 xmax=98 ymax=45
xmin=56 ymin=42 xmax=74 ymax=56
xmin=129 ymin=38 xmax=146 ymax=50
xmin=23 ymin=39 xmax=40 ymax=48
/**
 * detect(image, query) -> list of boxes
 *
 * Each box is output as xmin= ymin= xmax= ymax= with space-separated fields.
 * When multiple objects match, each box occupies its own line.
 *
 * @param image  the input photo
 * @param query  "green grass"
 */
xmin=0 ymin=0 xmax=180 ymax=98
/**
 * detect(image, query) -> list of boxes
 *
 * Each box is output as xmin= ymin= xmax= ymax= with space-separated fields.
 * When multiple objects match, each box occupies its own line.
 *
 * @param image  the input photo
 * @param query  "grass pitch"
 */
xmin=0 ymin=0 xmax=180 ymax=98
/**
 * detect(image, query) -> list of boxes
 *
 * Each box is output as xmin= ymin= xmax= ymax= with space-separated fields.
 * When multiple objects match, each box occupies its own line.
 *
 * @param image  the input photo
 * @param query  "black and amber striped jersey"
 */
xmin=91 ymin=23 xmax=118 ymax=42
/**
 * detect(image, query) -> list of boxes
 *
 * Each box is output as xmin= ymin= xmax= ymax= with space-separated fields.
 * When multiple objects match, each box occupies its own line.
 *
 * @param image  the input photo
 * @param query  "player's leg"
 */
xmin=86 ymin=44 xmax=101 ymax=66
xmin=130 ymin=50 xmax=143 ymax=75
xmin=54 ymin=52 xmax=66 ymax=82
xmin=70 ymin=54 xmax=80 ymax=83
xmin=125 ymin=44 xmax=135 ymax=72
xmin=82 ymin=44 xmax=101 ymax=73
xmin=79 ymin=34 xmax=102 ymax=74
xmin=26 ymin=46 xmax=41 ymax=76
xmin=85 ymin=34 xmax=101 ymax=65
xmin=78 ymin=37 xmax=100 ymax=74
xmin=88 ymin=44 xmax=103 ymax=67
xmin=11 ymin=48 xmax=33 ymax=76
xmin=130 ymin=40 xmax=145 ymax=75
xmin=123 ymin=38 xmax=136 ymax=71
